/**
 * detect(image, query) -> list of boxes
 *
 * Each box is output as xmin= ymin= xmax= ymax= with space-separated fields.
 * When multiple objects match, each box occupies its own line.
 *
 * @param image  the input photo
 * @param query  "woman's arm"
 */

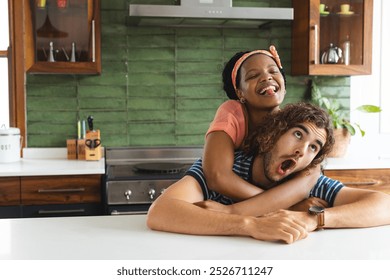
xmin=203 ymin=131 xmax=263 ymax=200
xmin=198 ymin=165 xmax=321 ymax=217
xmin=227 ymin=167 xmax=321 ymax=216
xmin=203 ymin=132 xmax=322 ymax=215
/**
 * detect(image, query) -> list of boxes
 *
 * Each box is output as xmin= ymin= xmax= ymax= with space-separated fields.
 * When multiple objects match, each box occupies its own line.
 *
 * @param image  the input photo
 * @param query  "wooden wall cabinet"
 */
xmin=25 ymin=0 xmax=101 ymax=74
xmin=292 ymin=0 xmax=373 ymax=76
xmin=324 ymin=169 xmax=390 ymax=195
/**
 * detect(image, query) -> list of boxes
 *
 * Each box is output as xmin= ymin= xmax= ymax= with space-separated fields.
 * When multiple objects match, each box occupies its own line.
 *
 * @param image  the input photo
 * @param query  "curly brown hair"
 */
xmin=244 ymin=102 xmax=334 ymax=168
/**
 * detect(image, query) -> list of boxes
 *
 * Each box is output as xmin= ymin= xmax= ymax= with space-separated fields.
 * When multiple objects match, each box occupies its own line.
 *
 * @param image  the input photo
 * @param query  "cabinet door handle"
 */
xmin=37 ymin=188 xmax=85 ymax=193
xmin=311 ymin=24 xmax=319 ymax=64
xmin=111 ymin=210 xmax=147 ymax=215
xmin=38 ymin=209 xmax=85 ymax=215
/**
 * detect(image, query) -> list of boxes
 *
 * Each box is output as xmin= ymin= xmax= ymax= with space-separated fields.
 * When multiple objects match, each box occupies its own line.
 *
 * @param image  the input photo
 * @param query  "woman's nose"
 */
xmin=260 ymin=72 xmax=273 ymax=82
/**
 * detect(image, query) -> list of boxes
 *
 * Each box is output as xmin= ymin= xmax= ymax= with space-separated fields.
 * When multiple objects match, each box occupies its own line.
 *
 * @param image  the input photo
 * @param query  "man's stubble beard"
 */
xmin=262 ymin=151 xmax=278 ymax=185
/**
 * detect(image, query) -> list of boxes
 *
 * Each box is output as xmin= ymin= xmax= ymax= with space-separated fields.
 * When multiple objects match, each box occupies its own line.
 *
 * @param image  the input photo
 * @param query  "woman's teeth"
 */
xmin=260 ymin=86 xmax=276 ymax=95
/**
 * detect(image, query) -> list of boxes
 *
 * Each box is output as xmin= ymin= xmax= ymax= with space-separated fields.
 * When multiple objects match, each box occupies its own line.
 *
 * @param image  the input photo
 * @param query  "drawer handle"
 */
xmin=37 ymin=188 xmax=85 ymax=193
xmin=38 ymin=209 xmax=85 ymax=215
xmin=111 ymin=210 xmax=147 ymax=215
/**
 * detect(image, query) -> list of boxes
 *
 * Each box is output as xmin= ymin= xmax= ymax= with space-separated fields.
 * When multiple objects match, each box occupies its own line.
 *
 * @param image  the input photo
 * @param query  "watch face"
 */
xmin=309 ymin=205 xmax=325 ymax=213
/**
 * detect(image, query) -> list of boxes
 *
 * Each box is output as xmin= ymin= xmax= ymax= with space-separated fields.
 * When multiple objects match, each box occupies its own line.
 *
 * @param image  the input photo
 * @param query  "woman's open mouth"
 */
xmin=257 ymin=84 xmax=280 ymax=96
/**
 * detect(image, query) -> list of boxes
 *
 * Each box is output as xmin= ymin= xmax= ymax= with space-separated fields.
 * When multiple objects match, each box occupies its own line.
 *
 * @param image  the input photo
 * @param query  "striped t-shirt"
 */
xmin=185 ymin=151 xmax=344 ymax=206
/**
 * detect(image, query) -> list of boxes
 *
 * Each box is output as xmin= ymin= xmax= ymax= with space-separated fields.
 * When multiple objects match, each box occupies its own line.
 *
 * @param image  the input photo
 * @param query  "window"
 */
xmin=0 ymin=0 xmax=9 ymax=127
xmin=380 ymin=0 xmax=390 ymax=134
xmin=350 ymin=0 xmax=390 ymax=158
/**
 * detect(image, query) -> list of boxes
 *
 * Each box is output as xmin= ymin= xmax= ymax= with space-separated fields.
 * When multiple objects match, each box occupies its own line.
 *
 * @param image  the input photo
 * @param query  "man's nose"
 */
xmin=294 ymin=145 xmax=305 ymax=157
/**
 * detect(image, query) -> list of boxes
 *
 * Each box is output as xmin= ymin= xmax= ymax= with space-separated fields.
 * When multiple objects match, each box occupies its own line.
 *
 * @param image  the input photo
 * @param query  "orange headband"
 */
xmin=231 ymin=45 xmax=283 ymax=91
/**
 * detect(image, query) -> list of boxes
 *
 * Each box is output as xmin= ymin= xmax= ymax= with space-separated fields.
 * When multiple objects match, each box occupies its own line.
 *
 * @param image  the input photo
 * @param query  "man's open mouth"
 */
xmin=279 ymin=158 xmax=297 ymax=174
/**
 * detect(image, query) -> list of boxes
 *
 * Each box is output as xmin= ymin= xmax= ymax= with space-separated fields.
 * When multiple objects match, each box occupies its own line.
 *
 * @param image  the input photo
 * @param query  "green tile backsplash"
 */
xmin=25 ymin=0 xmax=350 ymax=148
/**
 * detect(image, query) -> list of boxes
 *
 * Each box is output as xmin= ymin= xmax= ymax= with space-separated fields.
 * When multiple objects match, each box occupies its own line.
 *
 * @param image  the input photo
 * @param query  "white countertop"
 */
xmin=1 ymin=147 xmax=390 ymax=178
xmin=1 ymin=214 xmax=389 ymax=260
xmin=324 ymin=156 xmax=390 ymax=170
xmin=0 ymin=148 xmax=105 ymax=176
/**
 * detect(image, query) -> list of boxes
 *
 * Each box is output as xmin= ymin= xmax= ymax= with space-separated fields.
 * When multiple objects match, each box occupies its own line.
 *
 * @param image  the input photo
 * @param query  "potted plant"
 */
xmin=309 ymin=79 xmax=381 ymax=157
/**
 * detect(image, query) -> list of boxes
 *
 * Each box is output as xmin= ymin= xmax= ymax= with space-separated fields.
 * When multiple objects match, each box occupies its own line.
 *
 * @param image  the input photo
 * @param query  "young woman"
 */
xmin=202 ymin=46 xmax=322 ymax=215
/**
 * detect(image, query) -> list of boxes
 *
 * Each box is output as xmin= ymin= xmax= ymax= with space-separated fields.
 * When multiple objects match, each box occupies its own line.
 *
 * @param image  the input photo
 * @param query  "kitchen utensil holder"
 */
xmin=66 ymin=139 xmax=77 ymax=159
xmin=85 ymin=129 xmax=102 ymax=161
xmin=77 ymin=139 xmax=86 ymax=160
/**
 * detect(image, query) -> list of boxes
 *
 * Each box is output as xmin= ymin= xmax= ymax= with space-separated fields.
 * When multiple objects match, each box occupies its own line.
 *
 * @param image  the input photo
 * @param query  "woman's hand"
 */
xmin=289 ymin=197 xmax=328 ymax=212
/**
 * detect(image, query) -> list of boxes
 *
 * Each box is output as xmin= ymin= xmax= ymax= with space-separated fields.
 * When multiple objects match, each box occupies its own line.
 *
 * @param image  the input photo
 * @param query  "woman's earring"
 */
xmin=239 ymin=97 xmax=246 ymax=104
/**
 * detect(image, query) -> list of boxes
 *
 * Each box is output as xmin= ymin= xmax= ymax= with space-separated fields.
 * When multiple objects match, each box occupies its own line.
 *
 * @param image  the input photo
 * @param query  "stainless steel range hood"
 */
xmin=128 ymin=0 xmax=293 ymax=28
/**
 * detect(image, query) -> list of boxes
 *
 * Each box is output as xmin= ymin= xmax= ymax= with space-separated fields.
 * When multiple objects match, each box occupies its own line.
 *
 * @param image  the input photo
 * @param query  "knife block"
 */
xmin=85 ymin=129 xmax=102 ymax=161
xmin=66 ymin=139 xmax=77 ymax=159
xmin=77 ymin=139 xmax=86 ymax=160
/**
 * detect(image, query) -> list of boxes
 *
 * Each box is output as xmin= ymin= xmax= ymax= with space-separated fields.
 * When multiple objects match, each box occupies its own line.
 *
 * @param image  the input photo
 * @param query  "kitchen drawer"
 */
xmin=0 ymin=177 xmax=21 ymax=206
xmin=21 ymin=203 xmax=103 ymax=218
xmin=0 ymin=206 xmax=22 ymax=218
xmin=21 ymin=175 xmax=102 ymax=205
xmin=324 ymin=169 xmax=390 ymax=194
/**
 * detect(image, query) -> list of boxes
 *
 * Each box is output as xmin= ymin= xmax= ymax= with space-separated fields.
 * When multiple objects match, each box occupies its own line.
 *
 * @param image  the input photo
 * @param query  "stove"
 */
xmin=104 ymin=146 xmax=203 ymax=215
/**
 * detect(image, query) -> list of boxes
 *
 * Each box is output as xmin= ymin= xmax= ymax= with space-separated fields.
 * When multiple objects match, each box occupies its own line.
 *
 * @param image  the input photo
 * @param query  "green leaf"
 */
xmin=354 ymin=123 xmax=366 ymax=137
xmin=356 ymin=105 xmax=382 ymax=113
xmin=343 ymin=122 xmax=356 ymax=136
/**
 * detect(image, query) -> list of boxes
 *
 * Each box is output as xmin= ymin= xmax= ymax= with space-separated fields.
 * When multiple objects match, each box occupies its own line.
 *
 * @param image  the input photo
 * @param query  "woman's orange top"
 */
xmin=206 ymin=100 xmax=248 ymax=149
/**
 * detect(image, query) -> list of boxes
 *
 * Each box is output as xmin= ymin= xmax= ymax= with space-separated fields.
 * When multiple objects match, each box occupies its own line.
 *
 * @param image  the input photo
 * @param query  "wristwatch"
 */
xmin=308 ymin=206 xmax=325 ymax=230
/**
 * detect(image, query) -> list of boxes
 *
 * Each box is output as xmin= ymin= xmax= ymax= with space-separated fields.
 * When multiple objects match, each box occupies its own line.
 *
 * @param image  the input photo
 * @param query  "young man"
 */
xmin=147 ymin=103 xmax=390 ymax=244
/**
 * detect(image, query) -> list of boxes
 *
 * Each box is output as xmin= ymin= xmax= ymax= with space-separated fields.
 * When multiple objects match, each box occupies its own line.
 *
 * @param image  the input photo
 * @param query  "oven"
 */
xmin=104 ymin=146 xmax=203 ymax=215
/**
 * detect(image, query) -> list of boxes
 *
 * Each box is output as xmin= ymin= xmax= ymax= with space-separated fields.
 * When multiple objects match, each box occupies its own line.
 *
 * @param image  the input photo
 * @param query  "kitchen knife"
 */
xmin=87 ymin=115 xmax=94 ymax=131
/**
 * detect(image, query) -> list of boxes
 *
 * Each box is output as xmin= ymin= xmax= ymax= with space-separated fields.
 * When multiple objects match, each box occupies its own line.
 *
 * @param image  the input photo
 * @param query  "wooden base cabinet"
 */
xmin=0 ymin=174 xmax=103 ymax=218
xmin=324 ymin=169 xmax=390 ymax=195
xmin=0 ymin=178 xmax=22 ymax=218
xmin=21 ymin=203 xmax=102 ymax=218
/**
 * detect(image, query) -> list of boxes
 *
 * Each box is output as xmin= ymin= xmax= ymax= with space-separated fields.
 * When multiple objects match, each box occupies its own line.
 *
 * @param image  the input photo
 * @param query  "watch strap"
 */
xmin=317 ymin=211 xmax=325 ymax=230
xmin=309 ymin=206 xmax=325 ymax=230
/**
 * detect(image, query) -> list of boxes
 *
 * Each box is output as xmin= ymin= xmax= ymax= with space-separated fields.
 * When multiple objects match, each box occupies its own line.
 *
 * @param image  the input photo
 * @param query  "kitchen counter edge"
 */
xmin=0 ymin=148 xmax=105 ymax=177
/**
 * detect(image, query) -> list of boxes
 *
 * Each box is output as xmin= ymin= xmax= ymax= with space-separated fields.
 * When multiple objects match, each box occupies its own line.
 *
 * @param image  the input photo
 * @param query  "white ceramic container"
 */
xmin=0 ymin=127 xmax=21 ymax=163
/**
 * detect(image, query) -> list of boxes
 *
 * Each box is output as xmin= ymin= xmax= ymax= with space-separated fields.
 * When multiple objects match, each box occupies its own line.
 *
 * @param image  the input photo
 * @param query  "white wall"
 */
xmin=349 ymin=0 xmax=390 ymax=159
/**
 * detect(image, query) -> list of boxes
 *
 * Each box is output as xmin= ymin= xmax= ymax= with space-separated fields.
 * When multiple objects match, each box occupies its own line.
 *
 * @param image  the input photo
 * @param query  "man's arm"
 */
xmin=147 ymin=176 xmax=309 ymax=244
xmin=324 ymin=187 xmax=390 ymax=228
xmin=268 ymin=187 xmax=390 ymax=231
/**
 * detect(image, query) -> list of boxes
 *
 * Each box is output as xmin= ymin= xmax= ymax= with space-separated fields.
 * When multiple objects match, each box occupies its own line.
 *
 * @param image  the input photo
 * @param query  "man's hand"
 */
xmin=289 ymin=197 xmax=328 ymax=212
xmin=247 ymin=209 xmax=317 ymax=244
